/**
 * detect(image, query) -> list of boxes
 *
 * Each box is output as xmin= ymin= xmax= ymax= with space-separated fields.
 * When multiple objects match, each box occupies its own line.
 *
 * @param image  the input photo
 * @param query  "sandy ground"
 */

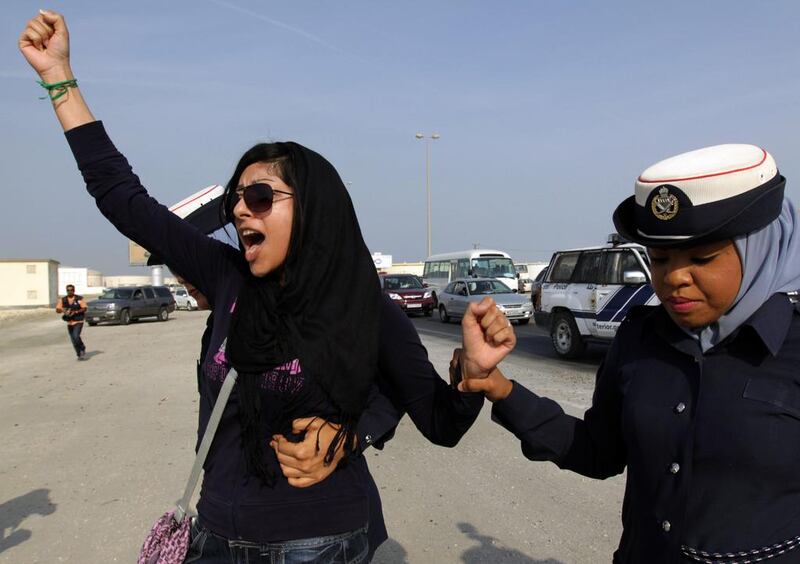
xmin=0 ymin=309 xmax=53 ymax=323
xmin=0 ymin=312 xmax=623 ymax=563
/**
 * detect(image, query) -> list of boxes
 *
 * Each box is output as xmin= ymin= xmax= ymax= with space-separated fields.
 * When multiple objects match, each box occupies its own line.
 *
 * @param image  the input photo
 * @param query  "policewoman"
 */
xmin=461 ymin=144 xmax=800 ymax=563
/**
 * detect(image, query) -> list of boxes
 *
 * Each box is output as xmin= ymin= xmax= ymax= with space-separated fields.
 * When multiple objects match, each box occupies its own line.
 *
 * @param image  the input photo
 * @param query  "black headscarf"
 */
xmin=224 ymin=142 xmax=381 ymax=484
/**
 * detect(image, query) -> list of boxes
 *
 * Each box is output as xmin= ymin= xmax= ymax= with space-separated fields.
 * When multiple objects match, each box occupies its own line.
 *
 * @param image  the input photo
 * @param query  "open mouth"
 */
xmin=240 ymin=228 xmax=266 ymax=262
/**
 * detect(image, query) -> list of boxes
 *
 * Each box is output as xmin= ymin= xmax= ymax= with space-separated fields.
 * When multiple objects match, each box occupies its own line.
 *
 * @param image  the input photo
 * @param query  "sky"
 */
xmin=2 ymin=1 xmax=800 ymax=275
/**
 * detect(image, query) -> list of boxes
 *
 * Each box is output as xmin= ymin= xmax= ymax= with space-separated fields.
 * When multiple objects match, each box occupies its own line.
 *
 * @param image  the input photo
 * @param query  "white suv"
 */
xmin=534 ymin=240 xmax=659 ymax=358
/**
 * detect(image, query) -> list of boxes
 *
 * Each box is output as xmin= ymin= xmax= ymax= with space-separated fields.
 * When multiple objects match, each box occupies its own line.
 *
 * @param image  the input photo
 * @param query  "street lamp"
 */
xmin=415 ymin=132 xmax=440 ymax=258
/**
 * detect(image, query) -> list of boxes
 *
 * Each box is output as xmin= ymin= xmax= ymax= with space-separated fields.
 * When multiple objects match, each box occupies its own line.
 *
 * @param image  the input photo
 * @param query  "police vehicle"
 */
xmin=534 ymin=235 xmax=659 ymax=358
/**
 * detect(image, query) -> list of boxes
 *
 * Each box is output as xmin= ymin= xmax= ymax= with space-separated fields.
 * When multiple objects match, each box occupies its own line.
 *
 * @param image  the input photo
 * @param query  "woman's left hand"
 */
xmin=461 ymin=297 xmax=516 ymax=379
xmin=270 ymin=417 xmax=344 ymax=488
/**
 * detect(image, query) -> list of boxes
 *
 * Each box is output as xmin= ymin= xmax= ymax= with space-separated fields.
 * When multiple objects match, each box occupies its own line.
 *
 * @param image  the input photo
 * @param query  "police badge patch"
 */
xmin=651 ymin=186 xmax=679 ymax=220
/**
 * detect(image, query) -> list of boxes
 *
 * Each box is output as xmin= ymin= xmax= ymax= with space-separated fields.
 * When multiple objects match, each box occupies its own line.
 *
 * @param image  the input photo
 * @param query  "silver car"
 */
xmin=172 ymin=287 xmax=199 ymax=310
xmin=438 ymin=278 xmax=533 ymax=325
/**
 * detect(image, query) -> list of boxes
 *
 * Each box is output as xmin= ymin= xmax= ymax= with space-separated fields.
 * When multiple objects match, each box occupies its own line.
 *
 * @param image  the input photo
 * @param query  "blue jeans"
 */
xmin=185 ymin=519 xmax=370 ymax=564
xmin=67 ymin=323 xmax=85 ymax=357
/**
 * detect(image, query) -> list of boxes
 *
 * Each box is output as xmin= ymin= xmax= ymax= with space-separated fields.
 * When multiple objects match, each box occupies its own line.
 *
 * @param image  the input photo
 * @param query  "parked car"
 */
xmin=515 ymin=264 xmax=533 ymax=293
xmin=379 ymin=274 xmax=435 ymax=316
xmin=172 ymin=286 xmax=199 ymax=310
xmin=438 ymin=278 xmax=533 ymax=325
xmin=86 ymin=285 xmax=177 ymax=325
xmin=530 ymin=266 xmax=549 ymax=311
xmin=535 ymin=239 xmax=658 ymax=358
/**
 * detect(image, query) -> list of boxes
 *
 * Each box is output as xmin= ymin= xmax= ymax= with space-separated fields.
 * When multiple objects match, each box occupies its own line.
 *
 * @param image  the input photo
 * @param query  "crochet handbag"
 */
xmin=137 ymin=366 xmax=238 ymax=564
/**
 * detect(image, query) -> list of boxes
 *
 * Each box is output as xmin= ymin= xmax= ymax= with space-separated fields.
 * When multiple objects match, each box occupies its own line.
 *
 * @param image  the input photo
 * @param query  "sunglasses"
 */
xmin=233 ymin=183 xmax=294 ymax=214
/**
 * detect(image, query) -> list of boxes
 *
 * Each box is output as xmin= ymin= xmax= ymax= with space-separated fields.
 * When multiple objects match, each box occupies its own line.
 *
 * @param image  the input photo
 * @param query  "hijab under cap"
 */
xmin=697 ymin=197 xmax=800 ymax=352
xmin=225 ymin=141 xmax=381 ymax=483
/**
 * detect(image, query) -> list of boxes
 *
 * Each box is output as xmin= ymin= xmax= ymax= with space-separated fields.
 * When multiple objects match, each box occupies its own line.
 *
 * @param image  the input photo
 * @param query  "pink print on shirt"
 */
xmin=205 ymin=339 xmax=305 ymax=394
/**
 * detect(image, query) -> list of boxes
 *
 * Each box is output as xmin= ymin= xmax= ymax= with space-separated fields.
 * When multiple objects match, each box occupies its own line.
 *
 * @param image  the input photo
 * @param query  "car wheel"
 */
xmin=551 ymin=311 xmax=585 ymax=358
xmin=158 ymin=307 xmax=169 ymax=322
xmin=119 ymin=309 xmax=131 ymax=326
xmin=438 ymin=305 xmax=450 ymax=323
xmin=88 ymin=322 xmax=97 ymax=327
xmin=424 ymin=309 xmax=432 ymax=317
xmin=517 ymin=318 xmax=530 ymax=325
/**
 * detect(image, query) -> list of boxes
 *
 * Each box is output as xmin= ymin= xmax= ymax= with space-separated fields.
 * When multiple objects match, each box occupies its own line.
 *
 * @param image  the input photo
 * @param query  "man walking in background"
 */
xmin=55 ymin=284 xmax=87 ymax=360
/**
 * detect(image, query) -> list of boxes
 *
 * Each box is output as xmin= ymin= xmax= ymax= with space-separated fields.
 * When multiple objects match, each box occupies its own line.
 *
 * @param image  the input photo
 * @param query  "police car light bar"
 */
xmin=607 ymin=233 xmax=626 ymax=246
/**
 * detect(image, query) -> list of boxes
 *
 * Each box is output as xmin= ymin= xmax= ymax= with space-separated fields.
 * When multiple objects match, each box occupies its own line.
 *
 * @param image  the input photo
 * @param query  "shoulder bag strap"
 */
xmin=173 ymin=355 xmax=238 ymax=523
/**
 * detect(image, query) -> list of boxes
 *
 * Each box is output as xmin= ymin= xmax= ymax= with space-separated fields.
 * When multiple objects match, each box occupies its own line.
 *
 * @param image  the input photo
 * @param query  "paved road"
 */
xmin=0 ymin=310 xmax=624 ymax=563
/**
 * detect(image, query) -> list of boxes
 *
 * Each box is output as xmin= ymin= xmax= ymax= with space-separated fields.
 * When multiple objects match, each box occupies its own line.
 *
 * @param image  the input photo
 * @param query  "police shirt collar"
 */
xmin=648 ymin=294 xmax=793 ymax=358
xmin=739 ymin=293 xmax=795 ymax=357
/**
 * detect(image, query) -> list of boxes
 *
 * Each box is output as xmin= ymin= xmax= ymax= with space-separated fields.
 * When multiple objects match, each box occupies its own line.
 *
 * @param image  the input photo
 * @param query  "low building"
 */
xmin=103 ymin=274 xmax=178 ymax=288
xmin=58 ymin=266 xmax=105 ymax=296
xmin=0 ymin=259 xmax=60 ymax=308
xmin=382 ymin=262 xmax=424 ymax=277
xmin=371 ymin=252 xmax=424 ymax=277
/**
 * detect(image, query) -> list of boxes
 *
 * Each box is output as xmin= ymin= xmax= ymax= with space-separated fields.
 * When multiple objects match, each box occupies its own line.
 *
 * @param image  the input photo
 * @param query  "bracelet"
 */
xmin=37 ymin=78 xmax=78 ymax=101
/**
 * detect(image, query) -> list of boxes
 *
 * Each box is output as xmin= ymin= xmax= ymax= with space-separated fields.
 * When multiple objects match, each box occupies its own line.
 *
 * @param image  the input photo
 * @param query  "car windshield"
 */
xmin=384 ymin=276 xmax=423 ymax=290
xmin=467 ymin=280 xmax=513 ymax=295
xmin=471 ymin=258 xmax=515 ymax=278
xmin=100 ymin=288 xmax=133 ymax=299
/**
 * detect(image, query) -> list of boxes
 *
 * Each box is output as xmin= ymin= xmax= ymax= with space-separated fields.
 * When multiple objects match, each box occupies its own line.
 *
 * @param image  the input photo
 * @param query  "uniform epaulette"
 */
xmin=786 ymin=291 xmax=800 ymax=315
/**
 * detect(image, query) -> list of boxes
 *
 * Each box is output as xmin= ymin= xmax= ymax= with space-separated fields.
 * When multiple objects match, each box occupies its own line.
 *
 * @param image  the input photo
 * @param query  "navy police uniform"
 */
xmin=493 ymin=294 xmax=800 ymax=563
xmin=492 ymin=144 xmax=800 ymax=562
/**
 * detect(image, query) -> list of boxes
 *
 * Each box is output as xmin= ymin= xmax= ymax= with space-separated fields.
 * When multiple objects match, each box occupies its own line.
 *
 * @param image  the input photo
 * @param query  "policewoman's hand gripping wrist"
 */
xmin=454 ymin=297 xmax=516 ymax=402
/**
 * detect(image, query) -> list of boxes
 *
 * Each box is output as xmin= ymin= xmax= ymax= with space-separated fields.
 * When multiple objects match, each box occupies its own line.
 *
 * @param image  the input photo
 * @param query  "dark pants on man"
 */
xmin=67 ymin=323 xmax=86 ymax=357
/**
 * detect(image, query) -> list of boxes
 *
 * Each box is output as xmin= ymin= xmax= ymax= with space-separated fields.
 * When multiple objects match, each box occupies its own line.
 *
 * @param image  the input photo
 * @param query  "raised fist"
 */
xmin=19 ymin=10 xmax=71 ymax=81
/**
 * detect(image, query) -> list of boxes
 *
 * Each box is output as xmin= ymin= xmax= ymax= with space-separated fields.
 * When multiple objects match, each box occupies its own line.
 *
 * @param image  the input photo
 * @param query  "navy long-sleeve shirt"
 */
xmin=66 ymin=121 xmax=483 ymax=544
xmin=493 ymin=295 xmax=800 ymax=563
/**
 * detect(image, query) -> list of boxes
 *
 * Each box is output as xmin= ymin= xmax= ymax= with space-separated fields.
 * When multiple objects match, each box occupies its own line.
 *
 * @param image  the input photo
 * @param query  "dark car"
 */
xmin=531 ymin=266 xmax=549 ymax=312
xmin=86 ymin=285 xmax=177 ymax=326
xmin=379 ymin=274 xmax=435 ymax=316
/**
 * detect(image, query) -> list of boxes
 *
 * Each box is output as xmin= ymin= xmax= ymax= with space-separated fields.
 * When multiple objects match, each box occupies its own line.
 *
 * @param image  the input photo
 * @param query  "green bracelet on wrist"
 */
xmin=37 ymin=78 xmax=78 ymax=101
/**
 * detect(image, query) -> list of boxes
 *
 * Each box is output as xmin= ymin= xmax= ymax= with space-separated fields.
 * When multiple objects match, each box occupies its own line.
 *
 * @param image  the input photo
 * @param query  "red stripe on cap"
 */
xmin=638 ymin=148 xmax=767 ymax=184
xmin=169 ymin=185 xmax=221 ymax=213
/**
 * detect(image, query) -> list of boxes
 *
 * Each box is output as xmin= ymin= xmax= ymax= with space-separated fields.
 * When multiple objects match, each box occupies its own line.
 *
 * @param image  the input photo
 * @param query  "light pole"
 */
xmin=415 ymin=132 xmax=440 ymax=258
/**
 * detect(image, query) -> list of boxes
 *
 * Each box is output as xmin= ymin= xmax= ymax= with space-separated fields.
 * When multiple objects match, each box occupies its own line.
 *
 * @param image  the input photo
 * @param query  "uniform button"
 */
xmin=674 ymin=402 xmax=686 ymax=414
xmin=669 ymin=463 xmax=680 ymax=474
xmin=662 ymin=520 xmax=671 ymax=532
xmin=365 ymin=434 xmax=373 ymax=444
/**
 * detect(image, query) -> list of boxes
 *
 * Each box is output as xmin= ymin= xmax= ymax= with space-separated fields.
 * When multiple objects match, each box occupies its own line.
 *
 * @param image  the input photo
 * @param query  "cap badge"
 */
xmin=651 ymin=186 xmax=679 ymax=221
